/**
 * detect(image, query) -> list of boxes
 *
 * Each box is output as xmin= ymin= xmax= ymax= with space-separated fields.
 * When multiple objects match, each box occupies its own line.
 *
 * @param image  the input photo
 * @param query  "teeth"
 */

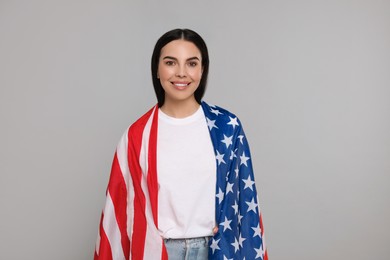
xmin=174 ymin=83 xmax=188 ymax=87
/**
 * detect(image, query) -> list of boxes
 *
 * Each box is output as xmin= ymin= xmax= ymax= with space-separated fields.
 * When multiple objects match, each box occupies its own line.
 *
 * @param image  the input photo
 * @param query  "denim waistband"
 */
xmin=163 ymin=236 xmax=211 ymax=244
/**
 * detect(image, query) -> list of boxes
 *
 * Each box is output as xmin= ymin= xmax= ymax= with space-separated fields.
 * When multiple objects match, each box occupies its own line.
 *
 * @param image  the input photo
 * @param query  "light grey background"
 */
xmin=1 ymin=0 xmax=389 ymax=259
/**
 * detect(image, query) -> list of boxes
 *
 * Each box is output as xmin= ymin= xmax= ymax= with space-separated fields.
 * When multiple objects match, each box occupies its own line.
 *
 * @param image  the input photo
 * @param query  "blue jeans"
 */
xmin=163 ymin=237 xmax=210 ymax=260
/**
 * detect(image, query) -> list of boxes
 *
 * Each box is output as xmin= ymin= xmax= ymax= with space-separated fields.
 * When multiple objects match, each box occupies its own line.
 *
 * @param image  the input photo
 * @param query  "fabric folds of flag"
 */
xmin=94 ymin=102 xmax=268 ymax=260
xmin=204 ymin=102 xmax=268 ymax=259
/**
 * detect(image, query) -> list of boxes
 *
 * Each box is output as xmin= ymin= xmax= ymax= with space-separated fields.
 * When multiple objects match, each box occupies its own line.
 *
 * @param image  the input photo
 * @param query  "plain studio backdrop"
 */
xmin=1 ymin=0 xmax=389 ymax=259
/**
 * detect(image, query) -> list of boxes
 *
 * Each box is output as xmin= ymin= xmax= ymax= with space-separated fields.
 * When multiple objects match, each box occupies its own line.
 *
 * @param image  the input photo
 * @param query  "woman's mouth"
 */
xmin=171 ymin=82 xmax=191 ymax=89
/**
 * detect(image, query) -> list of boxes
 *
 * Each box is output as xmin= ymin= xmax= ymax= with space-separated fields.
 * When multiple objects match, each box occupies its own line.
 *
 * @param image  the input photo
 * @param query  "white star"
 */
xmin=238 ymin=135 xmax=244 ymax=144
xmin=234 ymin=166 xmax=239 ymax=178
xmin=242 ymin=175 xmax=255 ymax=191
xmin=221 ymin=134 xmax=233 ymax=148
xmin=238 ymin=211 xmax=243 ymax=224
xmin=255 ymin=245 xmax=264 ymax=259
xmin=240 ymin=151 xmax=250 ymax=166
xmin=238 ymin=233 xmax=246 ymax=248
xmin=210 ymin=107 xmax=223 ymax=116
xmin=237 ymin=135 xmax=244 ymax=144
xmin=252 ymin=223 xmax=262 ymax=238
xmin=232 ymin=200 xmax=238 ymax=214
xmin=210 ymin=238 xmax=220 ymax=254
xmin=226 ymin=182 xmax=234 ymax=194
xmin=216 ymin=150 xmax=226 ymax=165
xmin=223 ymin=256 xmax=233 ymax=260
xmin=246 ymin=198 xmax=258 ymax=213
xmin=206 ymin=117 xmax=218 ymax=130
xmin=216 ymin=188 xmax=224 ymax=204
xmin=231 ymin=237 xmax=239 ymax=253
xmin=227 ymin=116 xmax=239 ymax=129
xmin=219 ymin=216 xmax=232 ymax=232
xmin=230 ymin=148 xmax=237 ymax=160
xmin=225 ymin=171 xmax=230 ymax=181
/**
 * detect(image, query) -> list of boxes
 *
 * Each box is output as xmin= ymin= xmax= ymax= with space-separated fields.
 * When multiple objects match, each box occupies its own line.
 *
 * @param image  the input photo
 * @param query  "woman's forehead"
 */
xmin=160 ymin=40 xmax=201 ymax=58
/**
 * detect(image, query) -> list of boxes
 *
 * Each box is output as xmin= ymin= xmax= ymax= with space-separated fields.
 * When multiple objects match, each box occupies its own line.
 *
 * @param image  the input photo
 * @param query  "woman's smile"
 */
xmin=171 ymin=81 xmax=191 ymax=89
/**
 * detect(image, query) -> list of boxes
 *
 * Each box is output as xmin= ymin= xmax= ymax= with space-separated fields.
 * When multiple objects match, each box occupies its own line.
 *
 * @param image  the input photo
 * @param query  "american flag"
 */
xmin=204 ymin=102 xmax=268 ymax=259
xmin=94 ymin=102 xmax=267 ymax=260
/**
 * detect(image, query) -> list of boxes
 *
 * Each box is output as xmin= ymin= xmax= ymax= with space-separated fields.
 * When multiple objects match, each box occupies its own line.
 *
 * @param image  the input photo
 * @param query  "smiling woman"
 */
xmin=94 ymin=29 xmax=268 ymax=260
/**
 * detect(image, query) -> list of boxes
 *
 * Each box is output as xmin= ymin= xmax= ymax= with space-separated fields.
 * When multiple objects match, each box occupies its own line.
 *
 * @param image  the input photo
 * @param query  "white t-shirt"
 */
xmin=157 ymin=106 xmax=216 ymax=239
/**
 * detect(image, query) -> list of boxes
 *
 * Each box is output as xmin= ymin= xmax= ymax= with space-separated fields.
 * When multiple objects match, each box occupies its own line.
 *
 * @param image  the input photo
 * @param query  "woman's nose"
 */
xmin=175 ymin=65 xmax=187 ymax=77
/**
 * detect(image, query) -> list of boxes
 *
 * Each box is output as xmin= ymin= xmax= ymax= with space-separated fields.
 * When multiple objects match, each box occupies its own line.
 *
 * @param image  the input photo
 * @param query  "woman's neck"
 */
xmin=160 ymin=99 xmax=200 ymax=118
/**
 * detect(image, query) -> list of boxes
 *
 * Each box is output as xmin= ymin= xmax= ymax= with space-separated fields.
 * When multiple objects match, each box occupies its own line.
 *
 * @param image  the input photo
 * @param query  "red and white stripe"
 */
xmin=260 ymin=212 xmax=269 ymax=260
xmin=95 ymin=106 xmax=168 ymax=260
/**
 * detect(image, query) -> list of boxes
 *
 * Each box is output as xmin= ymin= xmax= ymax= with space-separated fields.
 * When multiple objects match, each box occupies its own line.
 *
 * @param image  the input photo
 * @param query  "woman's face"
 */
xmin=157 ymin=39 xmax=203 ymax=106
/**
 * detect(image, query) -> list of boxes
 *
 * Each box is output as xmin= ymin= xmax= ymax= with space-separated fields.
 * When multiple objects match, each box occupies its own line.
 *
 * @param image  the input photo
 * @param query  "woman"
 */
xmin=94 ymin=29 xmax=268 ymax=260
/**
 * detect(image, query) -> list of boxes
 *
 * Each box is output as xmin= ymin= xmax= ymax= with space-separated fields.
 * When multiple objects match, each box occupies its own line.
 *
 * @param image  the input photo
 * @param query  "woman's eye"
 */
xmin=165 ymin=61 xmax=175 ymax=66
xmin=188 ymin=62 xmax=198 ymax=67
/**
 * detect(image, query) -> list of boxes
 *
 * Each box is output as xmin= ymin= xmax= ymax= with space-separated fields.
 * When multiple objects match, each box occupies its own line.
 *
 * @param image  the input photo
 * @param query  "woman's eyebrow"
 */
xmin=162 ymin=56 xmax=177 ymax=60
xmin=187 ymin=57 xmax=200 ymax=61
xmin=162 ymin=56 xmax=200 ymax=61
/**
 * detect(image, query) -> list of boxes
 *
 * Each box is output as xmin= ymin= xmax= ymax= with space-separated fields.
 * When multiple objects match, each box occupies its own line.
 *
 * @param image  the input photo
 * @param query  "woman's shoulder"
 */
xmin=121 ymin=105 xmax=158 ymax=139
xmin=201 ymin=101 xmax=245 ymax=135
xmin=201 ymin=101 xmax=239 ymax=120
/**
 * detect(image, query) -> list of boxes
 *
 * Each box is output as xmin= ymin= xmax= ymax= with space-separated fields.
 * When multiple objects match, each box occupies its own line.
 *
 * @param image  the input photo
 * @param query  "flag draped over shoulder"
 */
xmin=94 ymin=101 xmax=268 ymax=260
xmin=203 ymin=102 xmax=268 ymax=259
